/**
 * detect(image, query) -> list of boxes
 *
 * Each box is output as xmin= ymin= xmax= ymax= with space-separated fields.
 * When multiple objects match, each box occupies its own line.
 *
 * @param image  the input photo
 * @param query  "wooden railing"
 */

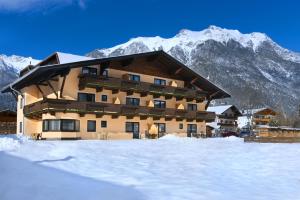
xmin=78 ymin=74 xmax=207 ymax=102
xmin=24 ymin=99 xmax=215 ymax=122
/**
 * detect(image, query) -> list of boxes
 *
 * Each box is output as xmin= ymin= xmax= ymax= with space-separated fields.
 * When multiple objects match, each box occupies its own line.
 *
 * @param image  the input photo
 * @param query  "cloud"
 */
xmin=0 ymin=0 xmax=87 ymax=12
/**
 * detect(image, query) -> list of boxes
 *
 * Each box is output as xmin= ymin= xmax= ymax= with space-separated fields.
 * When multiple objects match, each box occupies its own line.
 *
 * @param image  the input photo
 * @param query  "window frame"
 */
xmin=153 ymin=100 xmax=166 ymax=109
xmin=154 ymin=123 xmax=166 ymax=133
xmin=101 ymin=121 xmax=107 ymax=128
xmin=82 ymin=67 xmax=97 ymax=76
xmin=125 ymin=122 xmax=139 ymax=132
xmin=128 ymin=74 xmax=140 ymax=82
xmin=154 ymin=78 xmax=166 ymax=86
xmin=126 ymin=97 xmax=140 ymax=106
xmin=42 ymin=119 xmax=80 ymax=132
xmin=78 ymin=92 xmax=95 ymax=102
xmin=87 ymin=120 xmax=96 ymax=132
xmin=187 ymin=103 xmax=197 ymax=111
xmin=101 ymin=95 xmax=108 ymax=102
xmin=187 ymin=124 xmax=197 ymax=133
xmin=179 ymin=123 xmax=183 ymax=129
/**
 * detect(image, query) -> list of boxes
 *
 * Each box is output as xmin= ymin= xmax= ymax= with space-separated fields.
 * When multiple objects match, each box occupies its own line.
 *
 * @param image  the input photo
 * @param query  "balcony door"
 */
xmin=126 ymin=122 xmax=140 ymax=139
xmin=187 ymin=124 xmax=197 ymax=137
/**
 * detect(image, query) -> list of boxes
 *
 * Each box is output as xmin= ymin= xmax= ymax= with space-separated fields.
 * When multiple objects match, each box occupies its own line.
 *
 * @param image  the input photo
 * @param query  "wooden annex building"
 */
xmin=0 ymin=109 xmax=16 ymax=134
xmin=2 ymin=51 xmax=230 ymax=140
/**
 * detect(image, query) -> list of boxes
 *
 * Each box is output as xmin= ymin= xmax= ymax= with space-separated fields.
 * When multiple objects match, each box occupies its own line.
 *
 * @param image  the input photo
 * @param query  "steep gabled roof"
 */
xmin=2 ymin=51 xmax=230 ymax=99
xmin=56 ymin=52 xmax=94 ymax=64
xmin=36 ymin=52 xmax=93 ymax=66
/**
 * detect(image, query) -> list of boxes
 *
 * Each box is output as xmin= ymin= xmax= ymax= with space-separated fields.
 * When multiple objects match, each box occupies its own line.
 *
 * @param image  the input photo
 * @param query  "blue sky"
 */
xmin=0 ymin=0 xmax=299 ymax=59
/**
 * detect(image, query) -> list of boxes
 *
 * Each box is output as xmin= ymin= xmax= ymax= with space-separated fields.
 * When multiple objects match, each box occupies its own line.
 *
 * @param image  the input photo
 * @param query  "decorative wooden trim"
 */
xmin=36 ymin=85 xmax=46 ymax=98
xmin=47 ymin=80 xmax=58 ymax=99
xmin=60 ymin=75 xmax=67 ymax=98
xmin=50 ymin=78 xmax=59 ymax=82
xmin=174 ymin=67 xmax=183 ymax=75
xmin=205 ymin=98 xmax=211 ymax=110
xmin=191 ymin=77 xmax=198 ymax=84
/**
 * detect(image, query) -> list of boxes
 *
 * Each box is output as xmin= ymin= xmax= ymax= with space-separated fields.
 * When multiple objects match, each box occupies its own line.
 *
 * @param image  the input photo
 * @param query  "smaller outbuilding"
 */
xmin=207 ymin=105 xmax=242 ymax=137
xmin=0 ymin=109 xmax=17 ymax=134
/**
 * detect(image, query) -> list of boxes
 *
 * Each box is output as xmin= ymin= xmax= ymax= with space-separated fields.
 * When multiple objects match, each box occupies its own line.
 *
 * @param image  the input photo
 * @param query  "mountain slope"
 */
xmin=0 ymin=55 xmax=39 ymax=110
xmin=87 ymin=26 xmax=300 ymax=116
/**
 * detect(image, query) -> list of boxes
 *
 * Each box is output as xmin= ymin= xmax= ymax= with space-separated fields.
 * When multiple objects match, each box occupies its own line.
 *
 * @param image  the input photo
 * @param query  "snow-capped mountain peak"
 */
xmin=94 ymin=25 xmax=277 ymax=58
xmin=0 ymin=54 xmax=39 ymax=72
xmin=174 ymin=25 xmax=270 ymax=50
xmin=87 ymin=25 xmax=300 ymax=116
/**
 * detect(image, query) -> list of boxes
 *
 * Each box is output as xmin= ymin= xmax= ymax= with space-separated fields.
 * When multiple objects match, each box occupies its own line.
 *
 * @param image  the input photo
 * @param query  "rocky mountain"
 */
xmin=0 ymin=55 xmax=39 ymax=110
xmin=87 ymin=25 xmax=300 ymax=117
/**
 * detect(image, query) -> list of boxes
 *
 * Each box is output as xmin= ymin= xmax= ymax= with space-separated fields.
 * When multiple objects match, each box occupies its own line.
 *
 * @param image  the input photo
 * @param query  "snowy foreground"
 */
xmin=1 ymin=135 xmax=300 ymax=200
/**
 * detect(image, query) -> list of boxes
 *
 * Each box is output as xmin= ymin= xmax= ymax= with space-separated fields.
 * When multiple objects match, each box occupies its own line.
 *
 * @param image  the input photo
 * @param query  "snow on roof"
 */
xmin=241 ymin=107 xmax=275 ymax=115
xmin=206 ymin=122 xmax=220 ymax=129
xmin=56 ymin=52 xmax=94 ymax=64
xmin=207 ymin=105 xmax=233 ymax=115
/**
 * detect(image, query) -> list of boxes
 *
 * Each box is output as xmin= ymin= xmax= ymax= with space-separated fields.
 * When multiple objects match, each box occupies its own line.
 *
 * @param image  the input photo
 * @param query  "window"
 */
xmin=179 ymin=123 xmax=183 ymax=129
xmin=128 ymin=74 xmax=140 ymax=82
xmin=154 ymin=100 xmax=166 ymax=109
xmin=87 ymin=120 xmax=96 ymax=132
xmin=187 ymin=104 xmax=197 ymax=111
xmin=101 ymin=121 xmax=107 ymax=128
xmin=78 ymin=93 xmax=95 ymax=102
xmin=48 ymin=120 xmax=60 ymax=131
xmin=126 ymin=122 xmax=139 ymax=132
xmin=187 ymin=124 xmax=197 ymax=134
xmin=154 ymin=123 xmax=166 ymax=133
xmin=82 ymin=67 xmax=97 ymax=76
xmin=19 ymin=122 xmax=23 ymax=133
xmin=126 ymin=122 xmax=140 ymax=139
xmin=20 ymin=98 xmax=23 ymax=109
xmin=43 ymin=119 xmax=79 ymax=132
xmin=101 ymin=95 xmax=108 ymax=102
xmin=126 ymin=97 xmax=140 ymax=106
xmin=154 ymin=78 xmax=166 ymax=86
xmin=61 ymin=120 xmax=79 ymax=132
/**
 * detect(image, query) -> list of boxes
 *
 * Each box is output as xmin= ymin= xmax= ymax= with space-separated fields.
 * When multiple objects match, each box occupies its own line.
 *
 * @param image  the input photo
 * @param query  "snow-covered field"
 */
xmin=1 ymin=135 xmax=300 ymax=200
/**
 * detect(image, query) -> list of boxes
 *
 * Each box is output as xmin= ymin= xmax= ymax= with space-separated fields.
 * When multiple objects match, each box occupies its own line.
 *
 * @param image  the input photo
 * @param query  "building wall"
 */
xmin=257 ymin=127 xmax=300 ymax=138
xmin=19 ymin=65 xmax=208 ymax=139
xmin=40 ymin=112 xmax=206 ymax=140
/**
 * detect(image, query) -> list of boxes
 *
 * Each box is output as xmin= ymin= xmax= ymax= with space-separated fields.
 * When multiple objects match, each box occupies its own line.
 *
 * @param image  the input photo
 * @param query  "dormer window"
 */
xmin=82 ymin=67 xmax=97 ymax=76
xmin=154 ymin=78 xmax=166 ymax=86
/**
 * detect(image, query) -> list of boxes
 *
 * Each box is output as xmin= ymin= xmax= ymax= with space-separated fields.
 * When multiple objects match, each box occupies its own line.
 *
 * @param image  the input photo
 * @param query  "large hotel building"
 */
xmin=2 ymin=51 xmax=230 ymax=140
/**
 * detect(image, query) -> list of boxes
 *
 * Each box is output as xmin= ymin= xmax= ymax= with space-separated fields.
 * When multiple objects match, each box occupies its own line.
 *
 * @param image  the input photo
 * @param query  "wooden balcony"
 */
xmin=23 ymin=99 xmax=215 ymax=122
xmin=78 ymin=74 xmax=207 ymax=102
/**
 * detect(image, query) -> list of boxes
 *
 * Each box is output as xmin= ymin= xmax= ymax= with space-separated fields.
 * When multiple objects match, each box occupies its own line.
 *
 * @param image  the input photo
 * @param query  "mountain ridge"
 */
xmin=87 ymin=25 xmax=300 ymax=117
xmin=0 ymin=26 xmax=299 ymax=117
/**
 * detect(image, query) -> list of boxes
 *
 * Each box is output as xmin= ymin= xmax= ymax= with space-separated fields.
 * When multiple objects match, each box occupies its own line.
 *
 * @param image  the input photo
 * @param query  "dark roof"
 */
xmin=1 ymin=51 xmax=230 ymax=99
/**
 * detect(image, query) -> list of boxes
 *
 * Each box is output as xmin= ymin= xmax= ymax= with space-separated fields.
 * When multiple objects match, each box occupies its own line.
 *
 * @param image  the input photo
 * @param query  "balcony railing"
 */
xmin=24 ymin=99 xmax=215 ymax=122
xmin=78 ymin=74 xmax=207 ymax=102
